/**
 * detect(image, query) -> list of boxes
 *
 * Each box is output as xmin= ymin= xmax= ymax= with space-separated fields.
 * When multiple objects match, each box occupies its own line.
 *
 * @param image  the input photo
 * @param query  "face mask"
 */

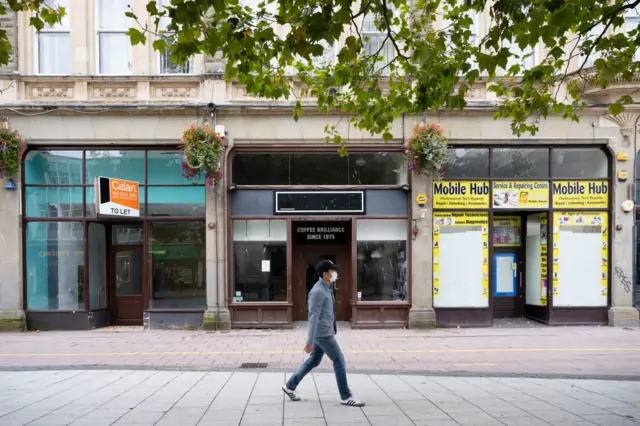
xmin=330 ymin=271 xmax=338 ymax=282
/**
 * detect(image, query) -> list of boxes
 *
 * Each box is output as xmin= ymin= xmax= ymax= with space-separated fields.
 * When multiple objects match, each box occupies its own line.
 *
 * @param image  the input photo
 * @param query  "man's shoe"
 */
xmin=341 ymin=396 xmax=365 ymax=407
xmin=282 ymin=385 xmax=301 ymax=401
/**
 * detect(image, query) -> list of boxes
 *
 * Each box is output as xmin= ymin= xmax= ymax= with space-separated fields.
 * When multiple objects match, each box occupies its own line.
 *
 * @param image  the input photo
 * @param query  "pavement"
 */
xmin=1 ymin=324 xmax=640 ymax=378
xmin=2 ymin=370 xmax=640 ymax=425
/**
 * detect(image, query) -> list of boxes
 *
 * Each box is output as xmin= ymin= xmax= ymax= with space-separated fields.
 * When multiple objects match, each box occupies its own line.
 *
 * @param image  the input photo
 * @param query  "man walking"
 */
xmin=282 ymin=260 xmax=365 ymax=407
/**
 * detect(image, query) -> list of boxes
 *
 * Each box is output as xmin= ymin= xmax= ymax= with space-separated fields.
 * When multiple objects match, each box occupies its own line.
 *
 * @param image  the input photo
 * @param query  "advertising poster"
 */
xmin=540 ymin=213 xmax=548 ymax=306
xmin=492 ymin=216 xmax=521 ymax=247
xmin=433 ymin=212 xmax=489 ymax=299
xmin=492 ymin=181 xmax=550 ymax=208
xmin=432 ymin=181 xmax=490 ymax=209
xmin=552 ymin=212 xmax=608 ymax=298
xmin=552 ymin=181 xmax=609 ymax=209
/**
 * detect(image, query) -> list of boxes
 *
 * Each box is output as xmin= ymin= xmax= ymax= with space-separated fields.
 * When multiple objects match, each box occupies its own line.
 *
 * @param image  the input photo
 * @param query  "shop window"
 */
xmin=88 ymin=223 xmax=107 ymax=309
xmin=25 ymin=187 xmax=84 ymax=218
xmin=86 ymin=150 xmax=145 ymax=184
xmin=492 ymin=148 xmax=549 ymax=178
xmin=24 ymin=150 xmax=83 ymax=184
xmin=149 ymin=222 xmax=206 ymax=309
xmin=147 ymin=150 xmax=205 ymax=184
xmin=551 ymin=148 xmax=608 ymax=179
xmin=231 ymin=152 xmax=406 ymax=185
xmin=232 ymin=220 xmax=287 ymax=302
xmin=25 ymin=221 xmax=85 ymax=311
xmin=636 ymin=212 xmax=640 ymax=308
xmin=356 ymin=219 xmax=407 ymax=302
xmin=147 ymin=186 xmax=205 ymax=217
xmin=444 ymin=148 xmax=489 ymax=178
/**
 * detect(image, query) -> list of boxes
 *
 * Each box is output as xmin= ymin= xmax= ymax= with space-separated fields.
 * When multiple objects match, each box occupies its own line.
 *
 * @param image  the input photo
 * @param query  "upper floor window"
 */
xmin=505 ymin=41 xmax=537 ymax=75
xmin=312 ymin=40 xmax=336 ymax=69
xmin=157 ymin=0 xmax=192 ymax=74
xmin=442 ymin=2 xmax=478 ymax=71
xmin=37 ymin=0 xmax=70 ymax=74
xmin=97 ymin=0 xmax=132 ymax=74
xmin=583 ymin=23 xmax=605 ymax=69
xmin=625 ymin=7 xmax=640 ymax=61
xmin=362 ymin=13 xmax=396 ymax=76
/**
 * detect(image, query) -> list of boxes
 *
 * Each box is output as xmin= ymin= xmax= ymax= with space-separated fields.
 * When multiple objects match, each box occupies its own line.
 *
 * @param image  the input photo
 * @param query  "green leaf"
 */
xmin=127 ymin=28 xmax=147 ymax=46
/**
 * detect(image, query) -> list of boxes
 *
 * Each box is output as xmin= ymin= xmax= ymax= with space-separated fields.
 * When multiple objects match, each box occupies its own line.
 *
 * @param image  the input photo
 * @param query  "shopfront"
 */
xmin=432 ymin=146 xmax=611 ymax=326
xmin=22 ymin=147 xmax=206 ymax=330
xmin=227 ymin=149 xmax=411 ymax=328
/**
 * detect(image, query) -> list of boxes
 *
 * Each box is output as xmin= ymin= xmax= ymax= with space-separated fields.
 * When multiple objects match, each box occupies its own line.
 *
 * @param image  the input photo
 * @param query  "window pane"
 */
xmin=97 ymin=0 xmax=129 ymax=29
xmin=233 ymin=220 xmax=287 ymax=302
xmin=38 ymin=33 xmax=70 ymax=74
xmin=348 ymin=153 xmax=407 ymax=185
xmin=356 ymin=219 xmax=407 ymax=302
xmin=25 ymin=151 xmax=83 ymax=184
xmin=86 ymin=186 xmax=145 ymax=217
xmin=86 ymin=150 xmax=144 ymax=183
xmin=44 ymin=0 xmax=70 ymax=29
xmin=552 ymin=148 xmax=608 ymax=179
xmin=492 ymin=148 xmax=549 ymax=178
xmin=147 ymin=186 xmax=204 ymax=217
xmin=88 ymin=223 xmax=107 ymax=309
xmin=25 ymin=187 xmax=84 ymax=218
xmin=444 ymin=148 xmax=489 ymax=178
xmin=160 ymin=49 xmax=191 ymax=74
xmin=148 ymin=150 xmax=204 ymax=184
xmin=26 ymin=221 xmax=85 ymax=310
xmin=290 ymin=153 xmax=349 ymax=185
xmin=149 ymin=222 xmax=206 ymax=308
xmin=112 ymin=225 xmax=143 ymax=245
xmin=99 ymin=33 xmax=132 ymax=74
xmin=232 ymin=153 xmax=290 ymax=185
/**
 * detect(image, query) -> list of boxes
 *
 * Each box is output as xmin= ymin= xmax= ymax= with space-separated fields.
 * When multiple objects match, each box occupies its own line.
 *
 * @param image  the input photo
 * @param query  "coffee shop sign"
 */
xmin=297 ymin=226 xmax=345 ymax=241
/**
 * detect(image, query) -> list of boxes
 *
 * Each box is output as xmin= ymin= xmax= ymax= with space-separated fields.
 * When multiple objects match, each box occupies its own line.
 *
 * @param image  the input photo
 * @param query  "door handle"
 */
xmin=519 ymin=272 xmax=523 ymax=288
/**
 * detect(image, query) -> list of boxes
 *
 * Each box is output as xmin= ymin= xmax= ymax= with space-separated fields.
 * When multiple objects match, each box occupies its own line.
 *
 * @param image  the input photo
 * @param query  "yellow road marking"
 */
xmin=0 ymin=347 xmax=639 ymax=357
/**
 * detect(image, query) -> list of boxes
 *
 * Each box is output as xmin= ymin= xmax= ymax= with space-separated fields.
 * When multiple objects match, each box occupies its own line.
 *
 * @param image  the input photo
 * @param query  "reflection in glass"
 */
xmin=86 ymin=150 xmax=145 ymax=183
xmin=25 ymin=187 xmax=84 ymax=218
xmin=348 ymin=153 xmax=407 ymax=185
xmin=290 ymin=154 xmax=349 ymax=185
xmin=24 ymin=150 xmax=83 ymax=184
xmin=25 ymin=221 xmax=85 ymax=310
xmin=149 ymin=222 xmax=206 ymax=308
xmin=147 ymin=186 xmax=205 ymax=217
xmin=492 ymin=148 xmax=549 ymax=178
xmin=232 ymin=153 xmax=290 ymax=185
xmin=233 ymin=220 xmax=287 ymax=302
xmin=88 ymin=223 xmax=107 ymax=309
xmin=147 ymin=150 xmax=205 ymax=184
xmin=112 ymin=226 xmax=143 ymax=245
xmin=444 ymin=148 xmax=489 ymax=178
xmin=115 ymin=250 xmax=142 ymax=296
xmin=552 ymin=148 xmax=608 ymax=178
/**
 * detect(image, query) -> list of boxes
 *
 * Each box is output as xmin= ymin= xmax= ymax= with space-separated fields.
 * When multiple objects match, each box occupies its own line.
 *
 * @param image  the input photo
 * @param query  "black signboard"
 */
xmin=275 ymin=191 xmax=365 ymax=214
xmin=294 ymin=223 xmax=348 ymax=245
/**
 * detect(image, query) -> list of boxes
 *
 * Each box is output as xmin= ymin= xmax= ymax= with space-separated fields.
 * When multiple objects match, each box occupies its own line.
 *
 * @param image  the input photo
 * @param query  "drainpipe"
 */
xmin=633 ymin=114 xmax=639 ymax=308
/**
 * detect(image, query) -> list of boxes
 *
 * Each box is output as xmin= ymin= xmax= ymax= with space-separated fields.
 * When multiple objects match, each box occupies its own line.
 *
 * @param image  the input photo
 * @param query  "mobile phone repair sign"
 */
xmin=95 ymin=177 xmax=140 ymax=218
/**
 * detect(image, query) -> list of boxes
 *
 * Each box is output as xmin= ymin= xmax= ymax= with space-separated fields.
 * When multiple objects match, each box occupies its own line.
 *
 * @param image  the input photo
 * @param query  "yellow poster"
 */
xmin=433 ymin=181 xmax=490 ymax=209
xmin=552 ymin=181 xmax=609 ymax=209
xmin=492 ymin=181 xmax=550 ymax=208
xmin=540 ymin=213 xmax=548 ymax=306
xmin=552 ymin=212 xmax=609 ymax=298
xmin=492 ymin=216 xmax=522 ymax=247
xmin=433 ymin=212 xmax=489 ymax=298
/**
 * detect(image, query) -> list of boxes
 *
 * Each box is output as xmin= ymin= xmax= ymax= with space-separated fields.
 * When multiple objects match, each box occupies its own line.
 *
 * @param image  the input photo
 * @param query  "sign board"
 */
xmin=432 ymin=181 xmax=490 ymax=209
xmin=275 ymin=191 xmax=365 ymax=214
xmin=294 ymin=223 xmax=348 ymax=245
xmin=492 ymin=181 xmax=549 ymax=208
xmin=95 ymin=176 xmax=140 ymax=218
xmin=415 ymin=193 xmax=428 ymax=207
xmin=551 ymin=181 xmax=608 ymax=209
xmin=492 ymin=216 xmax=521 ymax=247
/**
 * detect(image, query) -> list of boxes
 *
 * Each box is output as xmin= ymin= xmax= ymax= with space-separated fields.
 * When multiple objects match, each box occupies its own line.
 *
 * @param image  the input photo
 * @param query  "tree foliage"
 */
xmin=14 ymin=0 xmax=640 ymax=144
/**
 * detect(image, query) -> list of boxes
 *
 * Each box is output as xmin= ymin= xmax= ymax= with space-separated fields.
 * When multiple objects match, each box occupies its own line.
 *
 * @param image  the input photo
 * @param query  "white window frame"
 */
xmin=625 ymin=7 xmax=640 ymax=61
xmin=442 ymin=2 xmax=478 ymax=73
xmin=156 ymin=0 xmax=193 ymax=74
xmin=34 ymin=0 xmax=70 ymax=75
xmin=505 ymin=41 xmax=538 ymax=75
xmin=362 ymin=11 xmax=396 ymax=76
xmin=95 ymin=0 xmax=132 ymax=75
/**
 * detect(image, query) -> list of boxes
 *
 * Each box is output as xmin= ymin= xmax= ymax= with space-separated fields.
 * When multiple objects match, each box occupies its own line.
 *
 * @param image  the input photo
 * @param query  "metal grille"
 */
xmin=240 ymin=363 xmax=268 ymax=369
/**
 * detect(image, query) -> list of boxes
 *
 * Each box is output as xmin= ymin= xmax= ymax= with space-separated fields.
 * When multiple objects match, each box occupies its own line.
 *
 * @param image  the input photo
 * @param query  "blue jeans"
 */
xmin=286 ymin=336 xmax=352 ymax=400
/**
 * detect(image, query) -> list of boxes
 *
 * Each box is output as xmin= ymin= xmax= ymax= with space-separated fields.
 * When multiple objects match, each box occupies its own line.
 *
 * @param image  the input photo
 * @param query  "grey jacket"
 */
xmin=306 ymin=279 xmax=336 ymax=345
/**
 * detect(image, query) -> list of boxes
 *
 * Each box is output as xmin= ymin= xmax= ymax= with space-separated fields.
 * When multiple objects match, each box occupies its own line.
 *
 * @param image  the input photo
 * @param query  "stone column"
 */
xmin=605 ymin=113 xmax=640 ymax=327
xmin=0 ymin=172 xmax=25 ymax=331
xmin=408 ymin=172 xmax=437 ymax=328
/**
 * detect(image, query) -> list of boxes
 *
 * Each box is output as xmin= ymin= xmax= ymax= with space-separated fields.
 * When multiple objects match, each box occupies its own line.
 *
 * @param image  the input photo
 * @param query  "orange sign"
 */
xmin=95 ymin=176 xmax=140 ymax=217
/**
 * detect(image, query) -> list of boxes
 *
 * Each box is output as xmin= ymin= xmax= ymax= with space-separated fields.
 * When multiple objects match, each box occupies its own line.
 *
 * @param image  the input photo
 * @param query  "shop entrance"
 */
xmin=108 ymin=225 xmax=144 ymax=326
xmin=291 ymin=221 xmax=352 ymax=322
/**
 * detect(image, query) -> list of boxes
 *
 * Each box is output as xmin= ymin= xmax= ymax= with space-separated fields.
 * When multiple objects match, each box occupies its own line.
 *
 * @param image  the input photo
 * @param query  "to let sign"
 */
xmin=294 ymin=223 xmax=348 ymax=245
xmin=95 ymin=176 xmax=140 ymax=218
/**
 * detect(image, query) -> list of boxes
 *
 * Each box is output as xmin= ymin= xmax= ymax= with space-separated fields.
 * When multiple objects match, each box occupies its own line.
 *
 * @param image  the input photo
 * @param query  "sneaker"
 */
xmin=282 ymin=385 xmax=301 ymax=401
xmin=341 ymin=396 xmax=365 ymax=407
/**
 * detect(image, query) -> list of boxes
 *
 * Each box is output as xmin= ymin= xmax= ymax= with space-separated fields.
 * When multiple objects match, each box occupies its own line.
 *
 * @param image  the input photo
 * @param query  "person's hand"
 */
xmin=304 ymin=344 xmax=312 ymax=354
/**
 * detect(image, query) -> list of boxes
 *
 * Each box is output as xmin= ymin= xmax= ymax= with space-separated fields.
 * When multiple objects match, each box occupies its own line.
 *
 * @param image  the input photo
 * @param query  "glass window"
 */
xmin=147 ymin=186 xmax=205 ymax=217
xmin=362 ymin=13 xmax=396 ymax=76
xmin=444 ymin=148 xmax=489 ymax=178
xmin=157 ymin=0 xmax=193 ymax=74
xmin=232 ymin=153 xmax=290 ymax=185
xmin=349 ymin=153 xmax=407 ymax=185
xmin=24 ymin=150 xmax=83 ymax=184
xmin=290 ymin=153 xmax=349 ymax=185
xmin=88 ymin=223 xmax=107 ymax=309
xmin=552 ymin=148 xmax=608 ymax=179
xmin=25 ymin=187 xmax=84 ymax=218
xmin=86 ymin=186 xmax=146 ymax=217
xmin=26 ymin=221 xmax=85 ymax=310
xmin=492 ymin=148 xmax=549 ymax=178
xmin=233 ymin=220 xmax=287 ymax=302
xmin=37 ymin=0 xmax=70 ymax=74
xmin=356 ymin=219 xmax=407 ymax=302
xmin=86 ymin=150 xmax=145 ymax=184
xmin=97 ymin=0 xmax=132 ymax=74
xmin=149 ymin=222 xmax=206 ymax=309
xmin=147 ymin=150 xmax=204 ymax=184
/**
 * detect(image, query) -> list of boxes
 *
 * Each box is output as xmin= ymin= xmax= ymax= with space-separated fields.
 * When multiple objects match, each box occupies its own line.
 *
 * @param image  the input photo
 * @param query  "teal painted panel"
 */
xmin=25 ymin=187 xmax=84 ymax=217
xmin=147 ymin=186 xmax=205 ymax=217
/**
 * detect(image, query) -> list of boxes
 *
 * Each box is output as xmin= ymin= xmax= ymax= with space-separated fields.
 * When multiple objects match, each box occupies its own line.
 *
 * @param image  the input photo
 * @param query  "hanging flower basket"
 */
xmin=0 ymin=127 xmax=26 ymax=179
xmin=180 ymin=124 xmax=225 ymax=186
xmin=405 ymin=122 xmax=448 ymax=179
